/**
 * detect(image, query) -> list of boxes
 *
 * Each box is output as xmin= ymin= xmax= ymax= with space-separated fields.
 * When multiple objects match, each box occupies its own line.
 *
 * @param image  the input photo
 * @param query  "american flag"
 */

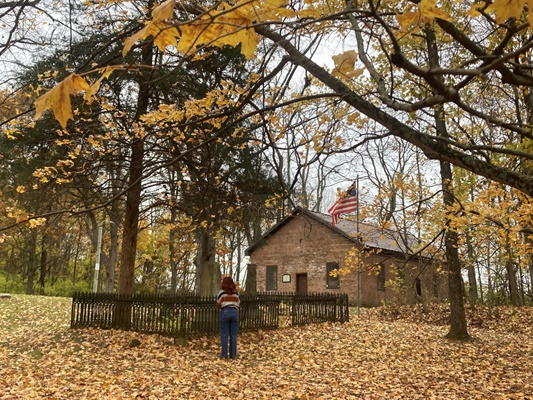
xmin=327 ymin=186 xmax=357 ymax=227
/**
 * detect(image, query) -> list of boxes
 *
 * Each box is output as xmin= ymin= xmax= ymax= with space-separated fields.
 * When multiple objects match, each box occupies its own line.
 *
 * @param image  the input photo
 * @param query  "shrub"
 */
xmin=0 ymin=272 xmax=25 ymax=294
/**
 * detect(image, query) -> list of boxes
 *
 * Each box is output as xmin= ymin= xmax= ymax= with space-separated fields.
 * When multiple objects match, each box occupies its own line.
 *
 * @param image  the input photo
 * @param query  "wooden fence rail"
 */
xmin=71 ymin=292 xmax=349 ymax=337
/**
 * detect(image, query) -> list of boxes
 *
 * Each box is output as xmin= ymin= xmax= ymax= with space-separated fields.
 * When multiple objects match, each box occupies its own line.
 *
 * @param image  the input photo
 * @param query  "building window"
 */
xmin=326 ymin=262 xmax=340 ymax=289
xmin=266 ymin=265 xmax=278 ymax=291
xmin=377 ymin=264 xmax=385 ymax=291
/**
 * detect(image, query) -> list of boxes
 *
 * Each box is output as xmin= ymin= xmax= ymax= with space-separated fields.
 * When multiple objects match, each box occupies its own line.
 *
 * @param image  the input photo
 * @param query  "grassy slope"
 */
xmin=0 ymin=295 xmax=532 ymax=399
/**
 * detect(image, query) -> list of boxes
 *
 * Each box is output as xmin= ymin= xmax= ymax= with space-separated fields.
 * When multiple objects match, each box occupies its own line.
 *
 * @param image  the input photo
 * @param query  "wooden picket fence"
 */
xmin=70 ymin=291 xmax=349 ymax=337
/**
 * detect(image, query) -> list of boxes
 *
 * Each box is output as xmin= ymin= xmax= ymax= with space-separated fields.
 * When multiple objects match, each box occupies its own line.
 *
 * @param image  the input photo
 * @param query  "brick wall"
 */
xmin=249 ymin=211 xmax=441 ymax=307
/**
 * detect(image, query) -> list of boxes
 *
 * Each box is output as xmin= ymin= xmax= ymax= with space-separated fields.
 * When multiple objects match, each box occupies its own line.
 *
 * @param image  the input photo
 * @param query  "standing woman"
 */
xmin=217 ymin=276 xmax=240 ymax=359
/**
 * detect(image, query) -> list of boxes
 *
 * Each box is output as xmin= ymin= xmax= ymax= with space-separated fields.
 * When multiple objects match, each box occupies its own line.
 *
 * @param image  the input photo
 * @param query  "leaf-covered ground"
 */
xmin=1 ymin=295 xmax=532 ymax=399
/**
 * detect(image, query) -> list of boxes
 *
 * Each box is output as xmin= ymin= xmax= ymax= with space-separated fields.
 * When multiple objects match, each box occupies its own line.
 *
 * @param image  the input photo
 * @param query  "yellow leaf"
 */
xmin=396 ymin=11 xmax=419 ymax=31
xmin=151 ymin=22 xmax=179 ymax=52
xmin=29 ymin=218 xmax=47 ymax=228
xmin=332 ymin=50 xmax=361 ymax=78
xmin=34 ymin=73 xmax=90 ymax=129
xmin=346 ymin=67 xmax=365 ymax=78
xmin=177 ymin=4 xmax=257 ymax=58
xmin=152 ymin=0 xmax=175 ymax=20
xmin=297 ymin=9 xmax=321 ymax=18
xmin=16 ymin=214 xmax=28 ymax=224
xmin=177 ymin=0 xmax=293 ymax=59
xmin=123 ymin=26 xmax=149 ymax=57
xmin=485 ymin=0 xmax=527 ymax=24
xmin=123 ymin=0 xmax=178 ymax=56
xmin=84 ymin=66 xmax=116 ymax=103
xmin=419 ymin=0 xmax=451 ymax=22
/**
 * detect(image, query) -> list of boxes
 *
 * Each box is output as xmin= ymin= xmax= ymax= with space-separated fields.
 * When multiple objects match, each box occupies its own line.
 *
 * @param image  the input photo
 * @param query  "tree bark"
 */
xmin=25 ymin=231 xmax=38 ymax=295
xmin=117 ymin=131 xmax=145 ymax=297
xmin=465 ymin=230 xmax=478 ymax=308
xmin=115 ymin=0 xmax=154 ymax=328
xmin=194 ymin=230 xmax=221 ymax=296
xmin=424 ymin=24 xmax=469 ymax=340
xmin=442 ymin=175 xmax=469 ymax=340
xmin=505 ymin=238 xmax=520 ymax=306
xmin=169 ymin=222 xmax=178 ymax=293
xmin=168 ymin=174 xmax=178 ymax=293
xmin=245 ymin=264 xmax=257 ymax=294
xmin=105 ymin=218 xmax=119 ymax=293
xmin=38 ymin=243 xmax=47 ymax=295
xmin=116 ymin=7 xmax=153 ymax=296
xmin=530 ymin=253 xmax=533 ymax=300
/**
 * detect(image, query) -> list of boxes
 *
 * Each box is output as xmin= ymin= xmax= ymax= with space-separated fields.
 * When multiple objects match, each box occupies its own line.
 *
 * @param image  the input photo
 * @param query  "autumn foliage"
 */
xmin=1 ymin=295 xmax=532 ymax=399
xmin=32 ymin=0 xmax=522 ymax=129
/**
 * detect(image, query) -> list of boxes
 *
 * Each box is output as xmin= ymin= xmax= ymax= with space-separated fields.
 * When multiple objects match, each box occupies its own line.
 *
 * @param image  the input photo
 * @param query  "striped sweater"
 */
xmin=217 ymin=290 xmax=240 ymax=309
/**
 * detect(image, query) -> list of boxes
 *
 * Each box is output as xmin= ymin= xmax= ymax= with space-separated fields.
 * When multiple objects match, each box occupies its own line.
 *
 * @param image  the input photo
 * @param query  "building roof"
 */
xmin=246 ymin=206 xmax=421 ymax=256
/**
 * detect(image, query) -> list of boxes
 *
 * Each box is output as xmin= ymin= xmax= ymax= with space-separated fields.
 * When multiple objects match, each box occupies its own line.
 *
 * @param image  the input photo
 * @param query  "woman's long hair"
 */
xmin=221 ymin=276 xmax=236 ymax=292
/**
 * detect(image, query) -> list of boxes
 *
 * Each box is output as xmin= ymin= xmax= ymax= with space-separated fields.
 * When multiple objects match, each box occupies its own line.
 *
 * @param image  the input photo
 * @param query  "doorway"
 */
xmin=296 ymin=273 xmax=308 ymax=293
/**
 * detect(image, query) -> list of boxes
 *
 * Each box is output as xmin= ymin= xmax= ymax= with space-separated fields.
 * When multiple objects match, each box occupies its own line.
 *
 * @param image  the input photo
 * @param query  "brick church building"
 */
xmin=246 ymin=207 xmax=445 ymax=307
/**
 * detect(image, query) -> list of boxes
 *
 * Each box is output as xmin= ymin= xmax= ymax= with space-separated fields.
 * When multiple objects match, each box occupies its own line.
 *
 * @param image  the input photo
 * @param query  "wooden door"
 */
xmin=296 ymin=273 xmax=308 ymax=293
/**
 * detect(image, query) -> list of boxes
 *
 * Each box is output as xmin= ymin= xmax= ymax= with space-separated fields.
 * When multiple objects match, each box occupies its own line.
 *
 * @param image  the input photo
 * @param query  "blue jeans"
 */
xmin=219 ymin=307 xmax=239 ymax=359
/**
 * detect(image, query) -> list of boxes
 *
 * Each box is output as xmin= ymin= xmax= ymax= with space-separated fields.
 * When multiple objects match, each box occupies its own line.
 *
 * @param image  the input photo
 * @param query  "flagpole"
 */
xmin=356 ymin=175 xmax=361 ymax=317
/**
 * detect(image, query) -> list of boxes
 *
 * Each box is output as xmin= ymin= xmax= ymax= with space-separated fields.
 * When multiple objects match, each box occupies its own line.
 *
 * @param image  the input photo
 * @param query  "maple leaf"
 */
xmin=396 ymin=11 xmax=420 ymax=31
xmin=332 ymin=50 xmax=365 ymax=78
xmin=178 ymin=15 xmax=259 ymax=59
xmin=123 ymin=0 xmax=179 ymax=57
xmin=124 ymin=0 xmax=294 ymax=59
xmin=485 ymin=0 xmax=529 ymax=24
xmin=33 ymin=73 xmax=90 ymax=129
xmin=396 ymin=0 xmax=450 ymax=34
xmin=418 ymin=0 xmax=451 ymax=22
xmin=84 ymin=66 xmax=116 ymax=103
xmin=178 ymin=0 xmax=295 ymax=59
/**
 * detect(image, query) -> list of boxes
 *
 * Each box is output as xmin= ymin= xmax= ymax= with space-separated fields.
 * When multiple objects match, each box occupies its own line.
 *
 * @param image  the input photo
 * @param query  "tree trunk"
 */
xmin=520 ymin=51 xmax=533 ymax=303
xmin=487 ymin=243 xmax=493 ymax=318
xmin=117 ymin=24 xmax=152 ymax=296
xmin=38 ymin=244 xmax=47 ymax=295
xmin=245 ymin=264 xmax=257 ymax=294
xmin=443 ymin=221 xmax=469 ymax=340
xmin=505 ymin=248 xmax=520 ymax=306
xmin=115 ymin=3 xmax=153 ymax=328
xmin=105 ymin=219 xmax=119 ymax=293
xmin=169 ymin=190 xmax=178 ymax=293
xmin=194 ymin=230 xmax=221 ymax=296
xmin=476 ymin=261 xmax=484 ymax=305
xmin=169 ymin=224 xmax=178 ymax=293
xmin=465 ymin=230 xmax=478 ymax=308
xmin=503 ymin=229 xmax=520 ymax=305
xmin=25 ymin=231 xmax=38 ymax=295
xmin=425 ymin=24 xmax=469 ymax=340
xmin=73 ymin=230 xmax=82 ymax=284
xmin=117 ymin=132 xmax=145 ymax=297
xmin=530 ymin=259 xmax=533 ymax=300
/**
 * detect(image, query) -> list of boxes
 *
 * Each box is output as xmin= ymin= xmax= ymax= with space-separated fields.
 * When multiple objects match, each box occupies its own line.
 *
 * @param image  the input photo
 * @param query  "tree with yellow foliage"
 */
xmin=6 ymin=0 xmax=533 ymax=339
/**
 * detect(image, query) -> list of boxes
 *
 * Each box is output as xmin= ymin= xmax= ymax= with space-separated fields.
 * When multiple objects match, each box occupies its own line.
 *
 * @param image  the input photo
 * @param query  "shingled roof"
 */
xmin=246 ymin=206 xmax=420 ymax=256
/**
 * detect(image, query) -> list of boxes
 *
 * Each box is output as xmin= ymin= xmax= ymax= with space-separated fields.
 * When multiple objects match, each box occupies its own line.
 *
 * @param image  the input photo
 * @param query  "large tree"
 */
xmin=10 ymin=0 xmax=533 ymax=337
